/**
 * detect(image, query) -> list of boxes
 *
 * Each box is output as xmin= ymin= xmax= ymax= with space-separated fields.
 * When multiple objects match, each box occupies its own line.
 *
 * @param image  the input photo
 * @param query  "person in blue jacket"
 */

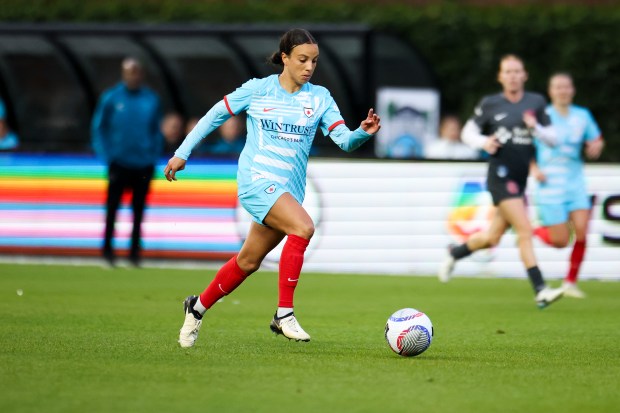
xmin=91 ymin=57 xmax=163 ymax=267
xmin=0 ymin=98 xmax=19 ymax=150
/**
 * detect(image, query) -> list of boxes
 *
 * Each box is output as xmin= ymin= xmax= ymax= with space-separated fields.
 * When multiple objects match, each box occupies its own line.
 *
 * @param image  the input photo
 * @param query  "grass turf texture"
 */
xmin=1 ymin=263 xmax=618 ymax=413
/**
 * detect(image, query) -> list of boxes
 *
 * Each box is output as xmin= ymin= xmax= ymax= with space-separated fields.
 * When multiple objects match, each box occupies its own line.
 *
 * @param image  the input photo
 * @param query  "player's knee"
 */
xmin=515 ymin=229 xmax=533 ymax=244
xmin=293 ymin=222 xmax=315 ymax=240
xmin=551 ymin=238 xmax=570 ymax=248
xmin=236 ymin=256 xmax=261 ymax=275
xmin=488 ymin=235 xmax=502 ymax=248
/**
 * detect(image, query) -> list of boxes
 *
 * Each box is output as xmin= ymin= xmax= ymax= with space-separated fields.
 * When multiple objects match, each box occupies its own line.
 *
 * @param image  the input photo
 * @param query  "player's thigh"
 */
xmin=569 ymin=209 xmax=590 ymax=240
xmin=263 ymin=192 xmax=314 ymax=238
xmin=485 ymin=206 xmax=510 ymax=245
xmin=497 ymin=197 xmax=531 ymax=235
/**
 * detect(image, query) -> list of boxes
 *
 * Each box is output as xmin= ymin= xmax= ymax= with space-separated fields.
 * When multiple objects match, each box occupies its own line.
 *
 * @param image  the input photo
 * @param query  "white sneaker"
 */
xmin=179 ymin=295 xmax=203 ymax=348
xmin=562 ymin=282 xmax=586 ymax=299
xmin=535 ymin=286 xmax=564 ymax=309
xmin=438 ymin=246 xmax=456 ymax=283
xmin=270 ymin=312 xmax=311 ymax=342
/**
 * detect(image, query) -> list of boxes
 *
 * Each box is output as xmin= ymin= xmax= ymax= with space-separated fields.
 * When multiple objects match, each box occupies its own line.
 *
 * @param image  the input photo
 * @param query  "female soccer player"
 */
xmin=531 ymin=72 xmax=604 ymax=298
xmin=165 ymin=28 xmax=381 ymax=347
xmin=438 ymin=54 xmax=565 ymax=308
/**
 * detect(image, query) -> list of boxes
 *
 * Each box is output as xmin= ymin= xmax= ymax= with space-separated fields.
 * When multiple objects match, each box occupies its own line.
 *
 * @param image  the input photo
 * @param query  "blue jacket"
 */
xmin=91 ymin=82 xmax=163 ymax=168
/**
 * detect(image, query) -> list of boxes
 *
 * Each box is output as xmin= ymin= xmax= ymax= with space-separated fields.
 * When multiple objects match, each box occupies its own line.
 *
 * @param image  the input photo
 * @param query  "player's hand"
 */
xmin=164 ymin=156 xmax=186 ymax=182
xmin=482 ymin=135 xmax=501 ymax=155
xmin=529 ymin=160 xmax=546 ymax=183
xmin=585 ymin=138 xmax=604 ymax=160
xmin=522 ymin=110 xmax=537 ymax=129
xmin=360 ymin=108 xmax=381 ymax=135
xmin=531 ymin=166 xmax=546 ymax=183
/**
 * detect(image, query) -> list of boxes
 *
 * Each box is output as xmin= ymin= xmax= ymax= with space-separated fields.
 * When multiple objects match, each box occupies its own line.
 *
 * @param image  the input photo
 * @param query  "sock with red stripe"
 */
xmin=565 ymin=240 xmax=586 ymax=284
xmin=198 ymin=255 xmax=247 ymax=312
xmin=278 ymin=234 xmax=309 ymax=308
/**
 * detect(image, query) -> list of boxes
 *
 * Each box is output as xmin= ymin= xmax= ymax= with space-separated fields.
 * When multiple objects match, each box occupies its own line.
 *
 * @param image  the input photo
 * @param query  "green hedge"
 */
xmin=2 ymin=0 xmax=619 ymax=160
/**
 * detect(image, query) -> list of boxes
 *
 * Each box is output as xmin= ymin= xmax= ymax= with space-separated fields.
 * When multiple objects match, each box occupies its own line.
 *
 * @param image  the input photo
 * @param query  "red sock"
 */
xmin=566 ymin=240 xmax=586 ymax=283
xmin=534 ymin=226 xmax=553 ymax=246
xmin=199 ymin=255 xmax=247 ymax=309
xmin=278 ymin=234 xmax=309 ymax=308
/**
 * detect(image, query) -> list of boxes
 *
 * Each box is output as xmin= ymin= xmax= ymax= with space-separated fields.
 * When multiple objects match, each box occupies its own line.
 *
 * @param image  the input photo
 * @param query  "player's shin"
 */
xmin=199 ymin=255 xmax=248 ymax=310
xmin=278 ymin=234 xmax=309 ymax=308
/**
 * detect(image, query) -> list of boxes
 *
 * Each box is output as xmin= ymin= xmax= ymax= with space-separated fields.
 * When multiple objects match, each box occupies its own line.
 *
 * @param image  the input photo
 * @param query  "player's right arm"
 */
xmin=91 ymin=91 xmax=113 ymax=162
xmin=166 ymin=79 xmax=258 ymax=181
xmin=461 ymin=97 xmax=500 ymax=155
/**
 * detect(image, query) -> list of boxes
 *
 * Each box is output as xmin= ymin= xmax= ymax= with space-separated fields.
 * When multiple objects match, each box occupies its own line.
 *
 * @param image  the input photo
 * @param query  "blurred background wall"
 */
xmin=0 ymin=0 xmax=618 ymax=160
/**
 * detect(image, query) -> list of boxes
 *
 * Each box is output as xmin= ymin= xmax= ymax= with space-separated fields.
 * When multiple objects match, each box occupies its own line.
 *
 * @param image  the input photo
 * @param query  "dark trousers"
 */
xmin=103 ymin=162 xmax=154 ymax=261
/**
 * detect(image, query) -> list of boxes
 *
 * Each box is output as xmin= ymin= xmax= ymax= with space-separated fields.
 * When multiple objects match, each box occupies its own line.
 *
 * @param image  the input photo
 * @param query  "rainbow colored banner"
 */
xmin=0 ymin=153 xmax=242 ymax=260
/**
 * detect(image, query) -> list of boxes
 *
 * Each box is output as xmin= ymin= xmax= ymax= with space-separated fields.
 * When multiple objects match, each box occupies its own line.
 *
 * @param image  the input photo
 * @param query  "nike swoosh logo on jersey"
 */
xmin=287 ymin=278 xmax=299 ymax=283
xmin=263 ymin=108 xmax=276 ymax=112
xmin=494 ymin=113 xmax=508 ymax=121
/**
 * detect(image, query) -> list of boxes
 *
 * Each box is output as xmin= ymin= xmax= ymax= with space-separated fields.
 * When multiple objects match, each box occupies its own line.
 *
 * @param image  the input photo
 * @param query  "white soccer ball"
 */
xmin=385 ymin=308 xmax=434 ymax=357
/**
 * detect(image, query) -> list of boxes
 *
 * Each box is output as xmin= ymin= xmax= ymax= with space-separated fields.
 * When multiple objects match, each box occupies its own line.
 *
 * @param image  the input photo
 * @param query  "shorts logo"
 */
xmin=497 ymin=165 xmax=508 ymax=178
xmin=265 ymin=184 xmax=277 ymax=194
xmin=506 ymin=180 xmax=519 ymax=194
xmin=304 ymin=107 xmax=314 ymax=118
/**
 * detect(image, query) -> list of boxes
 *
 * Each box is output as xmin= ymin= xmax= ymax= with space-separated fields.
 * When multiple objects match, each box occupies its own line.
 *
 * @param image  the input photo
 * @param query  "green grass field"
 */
xmin=1 ymin=263 xmax=619 ymax=413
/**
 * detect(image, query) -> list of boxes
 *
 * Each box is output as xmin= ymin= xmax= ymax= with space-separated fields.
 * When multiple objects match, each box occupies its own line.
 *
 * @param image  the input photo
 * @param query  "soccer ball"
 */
xmin=385 ymin=308 xmax=434 ymax=357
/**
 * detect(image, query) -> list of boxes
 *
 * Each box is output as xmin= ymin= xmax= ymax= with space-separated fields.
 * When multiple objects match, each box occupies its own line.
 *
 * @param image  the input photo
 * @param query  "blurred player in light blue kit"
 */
xmin=165 ymin=28 xmax=381 ymax=347
xmin=531 ymin=72 xmax=604 ymax=298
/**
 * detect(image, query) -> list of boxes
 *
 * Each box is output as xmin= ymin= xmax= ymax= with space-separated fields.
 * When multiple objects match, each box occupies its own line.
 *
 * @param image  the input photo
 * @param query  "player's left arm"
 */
xmin=323 ymin=97 xmax=380 ymax=152
xmin=585 ymin=136 xmax=604 ymax=160
xmin=583 ymin=109 xmax=604 ymax=160
xmin=523 ymin=105 xmax=557 ymax=147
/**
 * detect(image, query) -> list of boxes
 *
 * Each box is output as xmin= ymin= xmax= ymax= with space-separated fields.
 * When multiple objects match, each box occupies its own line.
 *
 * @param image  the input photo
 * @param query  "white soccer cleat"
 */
xmin=270 ymin=312 xmax=311 ymax=342
xmin=437 ymin=247 xmax=456 ymax=283
xmin=535 ymin=286 xmax=565 ymax=309
xmin=562 ymin=282 xmax=586 ymax=299
xmin=179 ymin=295 xmax=203 ymax=348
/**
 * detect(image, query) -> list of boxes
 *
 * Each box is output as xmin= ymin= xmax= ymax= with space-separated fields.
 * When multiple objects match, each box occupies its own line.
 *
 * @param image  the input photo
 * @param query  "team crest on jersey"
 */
xmin=304 ymin=107 xmax=314 ymax=118
xmin=265 ymin=184 xmax=277 ymax=194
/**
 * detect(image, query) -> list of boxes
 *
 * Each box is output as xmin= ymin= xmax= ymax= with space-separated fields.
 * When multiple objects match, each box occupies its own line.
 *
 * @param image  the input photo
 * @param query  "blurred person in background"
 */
xmin=161 ymin=112 xmax=185 ymax=155
xmin=91 ymin=57 xmax=163 ymax=268
xmin=185 ymin=116 xmax=200 ymax=136
xmin=0 ymin=98 xmax=19 ymax=150
xmin=438 ymin=54 xmax=564 ymax=308
xmin=164 ymin=28 xmax=381 ymax=348
xmin=530 ymin=72 xmax=604 ymax=298
xmin=425 ymin=114 xmax=478 ymax=160
xmin=206 ymin=115 xmax=246 ymax=156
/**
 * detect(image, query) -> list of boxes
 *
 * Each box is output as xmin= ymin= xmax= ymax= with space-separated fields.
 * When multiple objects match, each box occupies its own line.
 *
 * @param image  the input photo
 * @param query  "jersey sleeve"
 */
xmin=174 ymin=100 xmax=231 ymax=160
xmin=222 ymin=78 xmax=261 ymax=115
xmin=319 ymin=94 xmax=372 ymax=152
xmin=470 ymin=97 xmax=491 ymax=131
xmin=319 ymin=94 xmax=346 ymax=136
xmin=583 ymin=109 xmax=602 ymax=142
xmin=534 ymin=95 xmax=551 ymax=126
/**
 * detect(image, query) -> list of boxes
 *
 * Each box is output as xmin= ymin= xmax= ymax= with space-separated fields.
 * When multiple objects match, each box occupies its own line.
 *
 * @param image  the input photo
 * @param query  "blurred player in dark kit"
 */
xmin=438 ymin=54 xmax=564 ymax=308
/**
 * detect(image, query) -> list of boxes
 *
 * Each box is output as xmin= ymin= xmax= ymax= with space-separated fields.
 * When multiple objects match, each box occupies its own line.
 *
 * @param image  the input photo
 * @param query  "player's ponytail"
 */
xmin=268 ymin=28 xmax=317 ymax=67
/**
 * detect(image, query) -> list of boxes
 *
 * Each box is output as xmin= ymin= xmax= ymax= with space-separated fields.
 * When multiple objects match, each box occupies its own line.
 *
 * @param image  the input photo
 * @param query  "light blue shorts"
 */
xmin=238 ymin=181 xmax=287 ymax=225
xmin=537 ymin=194 xmax=591 ymax=226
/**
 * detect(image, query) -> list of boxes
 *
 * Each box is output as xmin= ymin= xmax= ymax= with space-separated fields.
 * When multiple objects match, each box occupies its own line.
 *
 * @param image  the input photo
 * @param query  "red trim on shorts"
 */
xmin=328 ymin=120 xmax=345 ymax=131
xmin=223 ymin=95 xmax=235 ymax=116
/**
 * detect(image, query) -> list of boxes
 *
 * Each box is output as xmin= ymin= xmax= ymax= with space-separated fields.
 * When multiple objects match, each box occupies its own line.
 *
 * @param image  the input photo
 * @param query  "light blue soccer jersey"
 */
xmin=535 ymin=104 xmax=601 ymax=205
xmin=176 ymin=74 xmax=371 ymax=206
